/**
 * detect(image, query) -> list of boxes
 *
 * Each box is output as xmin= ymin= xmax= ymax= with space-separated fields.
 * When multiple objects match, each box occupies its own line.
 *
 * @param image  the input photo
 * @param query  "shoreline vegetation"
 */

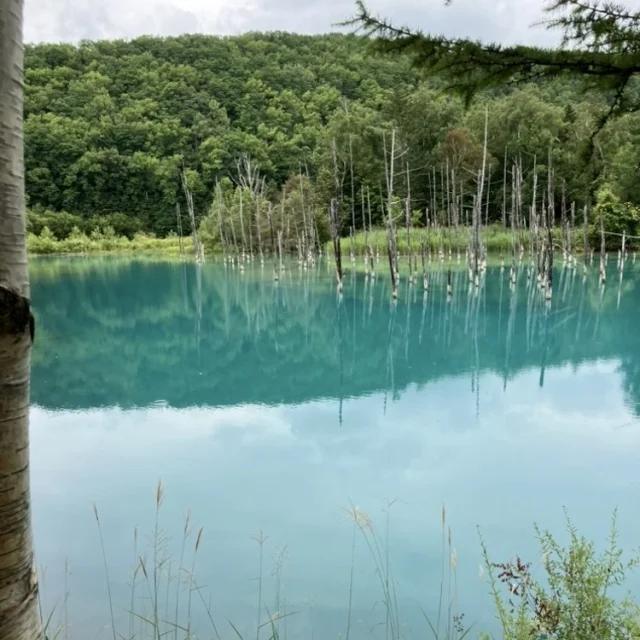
xmin=44 ymin=483 xmax=640 ymax=640
xmin=28 ymin=227 xmax=185 ymax=256
xmin=28 ymin=225 xmax=635 ymax=258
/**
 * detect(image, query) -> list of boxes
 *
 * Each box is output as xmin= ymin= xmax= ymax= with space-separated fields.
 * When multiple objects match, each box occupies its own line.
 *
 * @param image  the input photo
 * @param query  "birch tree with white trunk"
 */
xmin=0 ymin=0 xmax=44 ymax=638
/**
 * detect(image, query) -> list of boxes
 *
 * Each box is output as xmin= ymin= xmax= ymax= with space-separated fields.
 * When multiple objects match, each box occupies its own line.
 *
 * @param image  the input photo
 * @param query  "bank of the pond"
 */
xmin=28 ymin=224 xmax=627 ymax=257
xmin=27 ymin=229 xmax=184 ymax=256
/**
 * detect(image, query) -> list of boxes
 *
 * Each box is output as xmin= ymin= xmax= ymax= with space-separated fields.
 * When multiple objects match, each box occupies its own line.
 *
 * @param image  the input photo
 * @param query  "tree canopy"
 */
xmin=348 ymin=0 xmax=640 ymax=133
xmin=23 ymin=31 xmax=640 ymax=241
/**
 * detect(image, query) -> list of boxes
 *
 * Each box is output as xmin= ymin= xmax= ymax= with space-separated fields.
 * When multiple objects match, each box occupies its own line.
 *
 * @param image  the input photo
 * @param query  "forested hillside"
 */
xmin=24 ymin=32 xmax=640 ymax=241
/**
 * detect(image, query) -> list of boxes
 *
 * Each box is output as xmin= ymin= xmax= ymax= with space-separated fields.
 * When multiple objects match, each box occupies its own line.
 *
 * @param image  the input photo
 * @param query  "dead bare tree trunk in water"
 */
xmin=560 ymin=189 xmax=567 ymax=266
xmin=545 ymin=225 xmax=554 ymax=301
xmin=256 ymin=193 xmax=264 ymax=266
xmin=330 ymin=199 xmax=343 ymax=293
xmin=266 ymin=202 xmax=275 ymax=257
xmin=384 ymin=130 xmax=398 ymax=299
xmin=181 ymin=170 xmax=203 ymax=263
xmin=420 ymin=236 xmax=428 ymax=291
xmin=215 ymin=182 xmax=226 ymax=264
xmin=472 ymin=106 xmax=489 ymax=287
xmin=583 ymin=204 xmax=589 ymax=276
xmin=331 ymin=139 xmax=345 ymax=293
xmin=238 ymin=188 xmax=247 ymax=269
xmin=349 ymin=135 xmax=356 ymax=265
xmin=502 ymin=147 xmax=507 ymax=229
xmin=485 ymin=170 xmax=491 ymax=228
xmin=405 ymin=162 xmax=414 ymax=285
xmin=176 ymin=202 xmax=185 ymax=259
xmin=0 ymin=1 xmax=45 ymax=637
xmin=299 ymin=170 xmax=308 ymax=263
xmin=510 ymin=164 xmax=516 ymax=261
xmin=600 ymin=206 xmax=606 ymax=285
xmin=569 ymin=202 xmax=575 ymax=268
xmin=361 ymin=187 xmax=369 ymax=277
xmin=530 ymin=157 xmax=538 ymax=272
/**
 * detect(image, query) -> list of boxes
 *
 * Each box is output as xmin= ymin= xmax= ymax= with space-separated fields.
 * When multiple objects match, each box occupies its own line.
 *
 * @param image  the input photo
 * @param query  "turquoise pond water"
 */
xmin=29 ymin=256 xmax=640 ymax=639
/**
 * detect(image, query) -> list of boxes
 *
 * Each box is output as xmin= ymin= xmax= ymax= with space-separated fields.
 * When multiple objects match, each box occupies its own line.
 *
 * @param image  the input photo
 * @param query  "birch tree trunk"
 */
xmin=0 ymin=1 xmax=44 ymax=639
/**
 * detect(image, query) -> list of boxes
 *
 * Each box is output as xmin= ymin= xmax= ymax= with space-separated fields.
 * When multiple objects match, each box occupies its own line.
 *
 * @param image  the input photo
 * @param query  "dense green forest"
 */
xmin=24 ymin=33 xmax=640 ymax=245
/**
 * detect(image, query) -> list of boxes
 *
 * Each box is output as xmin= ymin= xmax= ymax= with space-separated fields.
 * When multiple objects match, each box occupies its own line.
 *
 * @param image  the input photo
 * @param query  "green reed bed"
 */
xmin=328 ymin=226 xmax=587 ymax=258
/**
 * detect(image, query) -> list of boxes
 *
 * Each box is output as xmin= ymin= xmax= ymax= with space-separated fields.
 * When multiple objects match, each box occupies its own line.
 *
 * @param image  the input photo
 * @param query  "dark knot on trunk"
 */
xmin=0 ymin=286 xmax=34 ymax=343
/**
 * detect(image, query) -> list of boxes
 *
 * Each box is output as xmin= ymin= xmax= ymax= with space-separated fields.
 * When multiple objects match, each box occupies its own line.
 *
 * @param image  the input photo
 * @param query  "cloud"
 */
xmin=30 ymin=361 xmax=640 ymax=638
xmin=24 ymin=0 xmax=559 ymax=45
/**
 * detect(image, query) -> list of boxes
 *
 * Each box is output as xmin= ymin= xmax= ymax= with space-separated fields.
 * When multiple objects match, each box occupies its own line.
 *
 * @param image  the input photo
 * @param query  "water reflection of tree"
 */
xmin=30 ymin=258 xmax=640 ymax=416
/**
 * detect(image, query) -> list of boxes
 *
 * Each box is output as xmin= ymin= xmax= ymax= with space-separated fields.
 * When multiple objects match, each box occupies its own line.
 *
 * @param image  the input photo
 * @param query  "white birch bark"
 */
xmin=0 ymin=1 xmax=44 ymax=638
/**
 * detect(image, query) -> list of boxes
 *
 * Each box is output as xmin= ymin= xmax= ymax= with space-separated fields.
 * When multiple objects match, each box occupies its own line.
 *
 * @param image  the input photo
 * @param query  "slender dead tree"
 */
xmin=445 ymin=158 xmax=451 ymax=229
xmin=267 ymin=202 xmax=276 ymax=257
xmin=569 ymin=202 xmax=576 ymax=266
xmin=420 ymin=236 xmax=428 ymax=291
xmin=176 ymin=202 xmax=185 ymax=259
xmin=600 ymin=206 xmax=607 ymax=285
xmin=530 ymin=157 xmax=538 ymax=266
xmin=472 ymin=106 xmax=489 ymax=286
xmin=515 ymin=157 xmax=525 ymax=256
xmin=330 ymin=199 xmax=343 ymax=292
xmin=256 ymin=190 xmax=264 ymax=265
xmin=366 ymin=187 xmax=375 ymax=278
xmin=238 ymin=188 xmax=247 ymax=262
xmin=384 ymin=130 xmax=398 ymax=299
xmin=502 ymin=148 xmax=508 ymax=228
xmin=331 ymin=139 xmax=344 ymax=292
xmin=545 ymin=225 xmax=554 ymax=301
xmin=485 ymin=170 xmax=491 ymax=228
xmin=0 ymin=1 xmax=45 ymax=638
xmin=509 ymin=165 xmax=518 ymax=286
xmin=181 ymin=170 xmax=203 ymax=263
xmin=215 ymin=182 xmax=226 ymax=262
xmin=277 ymin=229 xmax=285 ymax=278
xmin=405 ymin=161 xmax=413 ymax=284
xmin=361 ymin=187 xmax=369 ymax=276
xmin=560 ymin=185 xmax=567 ymax=261
xmin=583 ymin=204 xmax=589 ymax=275
xmin=236 ymin=154 xmax=262 ymax=198
xmin=349 ymin=135 xmax=356 ymax=262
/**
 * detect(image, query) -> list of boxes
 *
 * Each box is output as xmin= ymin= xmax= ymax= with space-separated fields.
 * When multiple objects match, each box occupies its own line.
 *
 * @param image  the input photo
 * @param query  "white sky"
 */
xmin=25 ymin=0 xmax=560 ymax=45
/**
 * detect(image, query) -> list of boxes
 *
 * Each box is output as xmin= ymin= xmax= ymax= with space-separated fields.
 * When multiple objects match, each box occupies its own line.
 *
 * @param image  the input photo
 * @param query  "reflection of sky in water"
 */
xmin=29 ymin=259 xmax=640 ymax=639
xmin=32 ymin=362 xmax=640 ymax=639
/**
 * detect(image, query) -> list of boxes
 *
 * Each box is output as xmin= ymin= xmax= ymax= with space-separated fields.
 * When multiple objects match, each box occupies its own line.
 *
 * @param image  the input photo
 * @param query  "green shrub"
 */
xmin=27 ymin=209 xmax=84 ymax=240
xmin=481 ymin=511 xmax=640 ymax=640
xmin=101 ymin=213 xmax=142 ymax=239
xmin=27 ymin=226 xmax=58 ymax=254
xmin=60 ymin=226 xmax=92 ymax=253
xmin=28 ymin=226 xmax=183 ymax=255
xmin=590 ymin=187 xmax=640 ymax=249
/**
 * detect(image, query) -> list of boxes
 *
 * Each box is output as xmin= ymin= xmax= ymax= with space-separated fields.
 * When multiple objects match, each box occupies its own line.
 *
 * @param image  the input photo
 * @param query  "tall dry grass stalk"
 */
xmin=252 ymin=530 xmax=269 ymax=640
xmin=343 ymin=501 xmax=469 ymax=640
xmin=174 ymin=509 xmax=192 ymax=640
xmin=93 ymin=503 xmax=117 ymax=640
xmin=151 ymin=479 xmax=166 ymax=639
xmin=186 ymin=526 xmax=204 ymax=625
xmin=343 ymin=502 xmax=401 ymax=640
xmin=129 ymin=527 xmax=139 ymax=640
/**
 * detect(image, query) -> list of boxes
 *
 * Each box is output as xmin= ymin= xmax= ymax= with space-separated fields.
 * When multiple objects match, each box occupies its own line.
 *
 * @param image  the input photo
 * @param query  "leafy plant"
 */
xmin=591 ymin=186 xmax=640 ymax=248
xmin=480 ymin=510 xmax=640 ymax=640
